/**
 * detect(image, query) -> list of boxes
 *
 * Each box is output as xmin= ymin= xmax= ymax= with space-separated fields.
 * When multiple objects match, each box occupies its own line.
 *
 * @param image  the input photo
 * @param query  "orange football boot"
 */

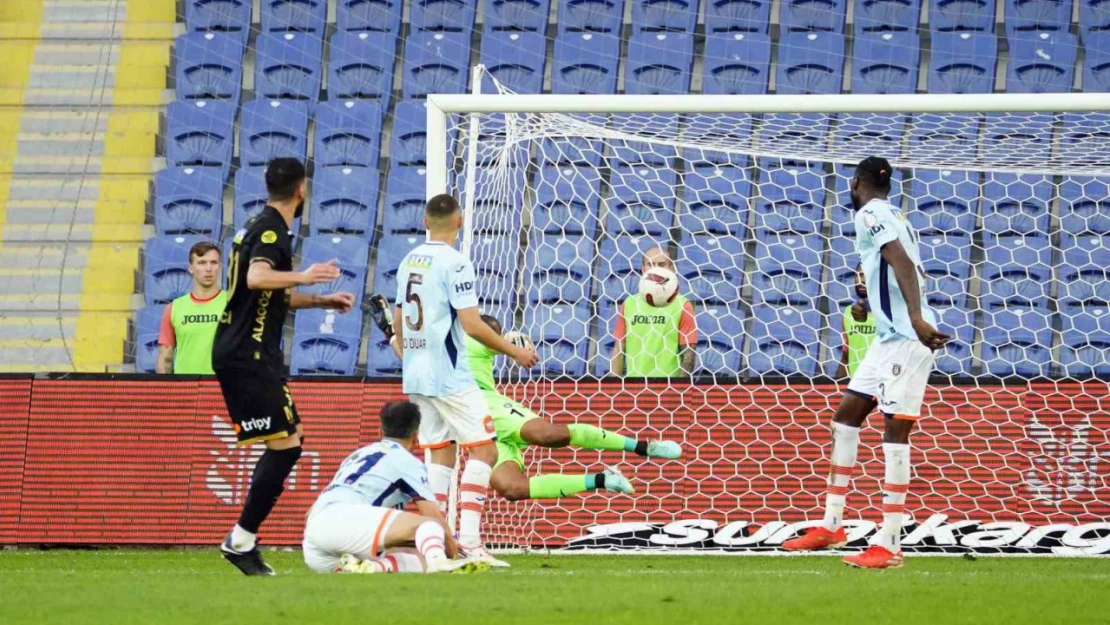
xmin=782 ymin=526 xmax=848 ymax=551
xmin=843 ymin=545 xmax=904 ymax=569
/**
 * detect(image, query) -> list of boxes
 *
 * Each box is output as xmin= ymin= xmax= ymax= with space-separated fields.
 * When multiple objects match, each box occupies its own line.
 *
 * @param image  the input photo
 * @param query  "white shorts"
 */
xmin=410 ymin=388 xmax=495 ymax=448
xmin=302 ymin=501 xmax=400 ymax=573
xmin=847 ymin=338 xmax=936 ymax=419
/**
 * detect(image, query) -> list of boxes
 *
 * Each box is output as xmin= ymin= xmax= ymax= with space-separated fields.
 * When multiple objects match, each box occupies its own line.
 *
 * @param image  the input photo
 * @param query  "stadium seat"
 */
xmin=702 ymin=32 xmax=772 ymax=95
xmin=908 ymin=169 xmax=980 ymax=234
xmin=1080 ymin=3 xmax=1110 ymax=35
xmin=775 ymin=32 xmax=845 ymax=94
xmin=1060 ymin=308 xmax=1110 ymax=377
xmin=981 ymin=308 xmax=1054 ymax=377
xmin=368 ymin=332 xmax=402 ymax=375
xmin=595 ymin=235 xmax=656 ymax=304
xmin=314 ymin=99 xmax=383 ymax=169
xmin=174 ymin=32 xmax=244 ymax=103
xmin=752 ymin=234 xmax=824 ymax=306
xmin=1005 ymin=32 xmax=1078 ymax=93
xmin=295 ymin=306 xmax=364 ymax=338
xmin=552 ymin=32 xmax=620 ymax=94
xmin=982 ymin=173 xmax=1053 ymax=236
xmin=594 ymin=301 xmax=620 ymax=376
xmin=606 ymin=165 xmax=678 ymax=236
xmin=831 ymin=165 xmax=904 ymax=233
xmin=851 ymin=31 xmax=921 ymax=94
xmin=694 ymin=306 xmax=746 ymax=376
xmin=681 ymin=166 xmax=750 ymax=236
xmin=780 ymin=0 xmax=847 ymax=32
xmin=373 ymin=235 xmax=425 ymax=303
xmin=144 ymin=235 xmax=211 ymax=306
xmin=239 ymin=99 xmax=309 ymax=168
xmin=382 ymin=166 xmax=429 ymax=234
xmin=854 ymin=0 xmax=923 ymax=33
xmin=982 ymin=114 xmax=1055 ymax=176
xmin=609 ymin=115 xmax=680 ymax=166
xmin=625 ymin=32 xmax=694 ymax=95
xmin=909 ymin=114 xmax=983 ymax=163
xmin=533 ymin=165 xmax=602 ymax=236
xmin=134 ymin=306 xmax=165 ymax=373
xmin=480 ymin=31 xmax=548 ymax=94
xmin=753 ymin=168 xmax=826 ymax=235
xmin=930 ymin=0 xmax=995 ymax=32
xmin=165 ymin=100 xmax=235 ymax=178
xmin=1060 ymin=114 xmax=1110 ymax=171
xmin=486 ymin=0 xmax=552 ymax=31
xmin=411 ymin=0 xmax=477 ymax=31
xmin=928 ymin=31 xmax=998 ymax=93
xmin=526 ymin=236 xmax=596 ymax=303
xmin=470 ymin=166 xmax=527 ymax=234
xmin=154 ymin=167 xmax=224 ymax=237
xmin=233 ymin=167 xmax=268 ymax=231
xmin=705 ymin=0 xmax=772 ymax=32
xmin=290 ymin=332 xmax=361 ymax=375
xmin=539 ymin=135 xmax=605 ymax=166
xmin=524 ymin=304 xmax=591 ymax=377
xmin=402 ymin=31 xmax=471 ymax=98
xmin=299 ymin=235 xmax=369 ymax=302
xmin=677 ymin=234 xmax=746 ymax=305
xmin=826 ymin=238 xmax=860 ymax=308
xmin=254 ymin=32 xmax=324 ymax=105
xmin=185 ymin=0 xmax=251 ymax=43
xmin=1059 ymin=234 xmax=1110 ymax=311
xmin=1004 ymin=0 xmax=1071 ymax=36
xmin=471 ymin=235 xmax=519 ymax=282
xmin=831 ymin=113 xmax=907 ymax=158
xmin=337 ymin=0 xmax=403 ymax=32
xmin=932 ymin=306 xmax=976 ymax=375
xmin=390 ymin=100 xmax=434 ymax=166
xmin=918 ymin=233 xmax=972 ymax=307
xmin=1060 ymin=176 xmax=1110 ymax=234
xmin=328 ymin=31 xmax=397 ymax=102
xmin=261 ymin=0 xmax=327 ymax=33
xmin=310 ymin=166 xmax=379 ymax=238
xmin=981 ymin=234 xmax=1053 ymax=309
xmin=630 ymin=0 xmax=701 ymax=32
xmin=559 ymin=0 xmax=626 ymax=32
xmin=747 ymin=304 xmax=823 ymax=376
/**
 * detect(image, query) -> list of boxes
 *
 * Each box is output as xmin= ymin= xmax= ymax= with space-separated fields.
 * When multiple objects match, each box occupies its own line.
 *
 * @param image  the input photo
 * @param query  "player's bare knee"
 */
xmin=494 ymin=477 xmax=529 ymax=501
xmin=883 ymin=417 xmax=914 ymax=444
xmin=468 ymin=441 xmax=498 ymax=465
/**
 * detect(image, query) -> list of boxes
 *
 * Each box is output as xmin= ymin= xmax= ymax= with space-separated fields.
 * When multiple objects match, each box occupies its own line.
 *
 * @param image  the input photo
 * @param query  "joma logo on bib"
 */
xmin=632 ymin=314 xmax=668 ymax=324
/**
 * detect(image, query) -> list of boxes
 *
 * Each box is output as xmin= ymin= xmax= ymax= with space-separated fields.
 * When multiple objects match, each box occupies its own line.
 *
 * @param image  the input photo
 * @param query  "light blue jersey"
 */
xmin=395 ymin=241 xmax=480 ymax=396
xmin=314 ymin=440 xmax=435 ymax=510
xmin=854 ymin=198 xmax=937 ymax=343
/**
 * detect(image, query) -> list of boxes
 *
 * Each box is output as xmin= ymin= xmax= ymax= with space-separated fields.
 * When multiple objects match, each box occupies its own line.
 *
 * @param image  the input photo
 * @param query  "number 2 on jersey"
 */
xmin=405 ymin=274 xmax=424 ymax=331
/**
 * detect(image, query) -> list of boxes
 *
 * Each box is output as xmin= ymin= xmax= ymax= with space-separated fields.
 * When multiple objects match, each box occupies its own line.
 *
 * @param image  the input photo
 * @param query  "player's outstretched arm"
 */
xmin=879 ymin=240 xmax=951 ymax=350
xmin=458 ymin=307 xmax=538 ymax=368
xmin=246 ymin=258 xmax=341 ymax=291
xmin=415 ymin=500 xmax=458 ymax=558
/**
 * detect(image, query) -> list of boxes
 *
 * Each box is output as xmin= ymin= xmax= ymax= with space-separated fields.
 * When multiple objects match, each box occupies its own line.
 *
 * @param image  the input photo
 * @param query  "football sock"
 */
xmin=236 ymin=446 xmax=302 ymax=539
xmin=377 ymin=550 xmax=426 ymax=573
xmin=427 ymin=463 xmax=454 ymax=514
xmin=821 ymin=422 xmax=860 ymax=531
xmin=458 ymin=460 xmax=492 ymax=547
xmin=229 ymin=525 xmax=256 ymax=552
xmin=414 ymin=521 xmax=447 ymax=563
xmin=876 ymin=443 xmax=911 ymax=551
xmin=568 ymin=423 xmax=631 ymax=452
xmin=528 ymin=474 xmax=594 ymax=499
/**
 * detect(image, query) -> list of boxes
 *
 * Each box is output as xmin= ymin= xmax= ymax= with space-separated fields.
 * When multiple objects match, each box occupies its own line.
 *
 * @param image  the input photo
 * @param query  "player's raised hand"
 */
xmin=319 ymin=291 xmax=355 ymax=313
xmin=912 ymin=317 xmax=951 ymax=351
xmin=512 ymin=345 xmax=539 ymax=369
xmin=300 ymin=259 xmax=342 ymax=285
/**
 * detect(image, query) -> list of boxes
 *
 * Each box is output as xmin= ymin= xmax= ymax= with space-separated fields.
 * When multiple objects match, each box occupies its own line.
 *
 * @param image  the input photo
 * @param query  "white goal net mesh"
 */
xmin=446 ymin=79 xmax=1110 ymax=553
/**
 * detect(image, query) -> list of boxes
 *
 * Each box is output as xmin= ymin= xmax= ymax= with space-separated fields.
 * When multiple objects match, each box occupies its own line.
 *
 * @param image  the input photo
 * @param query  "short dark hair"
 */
xmin=265 ymin=157 xmax=307 ymax=202
xmin=189 ymin=241 xmax=220 ymax=263
xmin=480 ymin=314 xmax=502 ymax=335
xmin=380 ymin=401 xmax=421 ymax=439
xmin=425 ymin=193 xmax=460 ymax=221
xmin=855 ymin=156 xmax=893 ymax=191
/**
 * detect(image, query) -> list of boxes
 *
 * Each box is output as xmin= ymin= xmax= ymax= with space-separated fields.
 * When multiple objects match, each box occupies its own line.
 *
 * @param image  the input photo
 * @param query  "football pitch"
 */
xmin=1 ymin=551 xmax=1107 ymax=625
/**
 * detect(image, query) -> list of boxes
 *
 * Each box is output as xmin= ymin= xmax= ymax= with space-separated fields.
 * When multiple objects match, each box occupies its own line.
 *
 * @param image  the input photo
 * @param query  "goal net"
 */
xmin=436 ymin=78 xmax=1110 ymax=554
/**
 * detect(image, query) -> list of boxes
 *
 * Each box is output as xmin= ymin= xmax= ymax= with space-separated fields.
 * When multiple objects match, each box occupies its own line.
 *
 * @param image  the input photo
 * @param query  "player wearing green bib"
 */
xmin=158 ymin=241 xmax=226 ymax=374
xmin=467 ymin=315 xmax=683 ymax=502
xmin=839 ymin=264 xmax=876 ymax=379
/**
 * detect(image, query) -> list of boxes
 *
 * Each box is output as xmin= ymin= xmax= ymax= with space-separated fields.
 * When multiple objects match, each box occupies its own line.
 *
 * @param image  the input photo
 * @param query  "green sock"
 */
xmin=568 ymin=423 xmax=632 ymax=452
xmin=529 ymin=474 xmax=594 ymax=499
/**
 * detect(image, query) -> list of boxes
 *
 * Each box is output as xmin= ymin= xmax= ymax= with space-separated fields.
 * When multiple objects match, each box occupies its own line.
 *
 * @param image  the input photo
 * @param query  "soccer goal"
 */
xmin=429 ymin=75 xmax=1110 ymax=555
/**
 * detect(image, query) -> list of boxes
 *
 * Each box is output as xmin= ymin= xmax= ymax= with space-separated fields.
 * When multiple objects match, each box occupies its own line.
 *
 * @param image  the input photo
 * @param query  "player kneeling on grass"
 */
xmin=303 ymin=401 xmax=484 ymax=574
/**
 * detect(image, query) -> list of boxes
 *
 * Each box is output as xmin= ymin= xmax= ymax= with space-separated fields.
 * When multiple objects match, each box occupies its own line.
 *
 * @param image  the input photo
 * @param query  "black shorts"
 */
xmin=215 ymin=366 xmax=301 ymax=445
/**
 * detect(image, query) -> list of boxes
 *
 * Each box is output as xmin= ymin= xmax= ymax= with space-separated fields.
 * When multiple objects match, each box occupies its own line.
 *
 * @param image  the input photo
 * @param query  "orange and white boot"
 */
xmin=782 ymin=526 xmax=848 ymax=551
xmin=843 ymin=545 xmax=904 ymax=569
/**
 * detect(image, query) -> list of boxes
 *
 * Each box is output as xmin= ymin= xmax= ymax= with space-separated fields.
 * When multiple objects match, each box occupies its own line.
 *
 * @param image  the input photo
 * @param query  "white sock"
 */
xmin=377 ymin=550 xmax=426 ymax=573
xmin=458 ymin=459 xmax=492 ymax=547
xmin=230 ymin=524 xmax=256 ymax=552
xmin=821 ymin=422 xmax=861 ymax=531
xmin=414 ymin=521 xmax=447 ymax=563
xmin=876 ymin=442 xmax=911 ymax=551
xmin=427 ymin=463 xmax=454 ymax=514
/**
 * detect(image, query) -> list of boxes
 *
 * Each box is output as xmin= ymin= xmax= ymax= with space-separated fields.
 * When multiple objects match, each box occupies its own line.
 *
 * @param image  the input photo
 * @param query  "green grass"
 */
xmin=1 ymin=550 xmax=1107 ymax=625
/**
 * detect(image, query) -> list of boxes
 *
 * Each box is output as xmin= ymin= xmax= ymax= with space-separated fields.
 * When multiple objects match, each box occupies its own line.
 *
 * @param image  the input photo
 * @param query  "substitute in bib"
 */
xmin=157 ymin=241 xmax=226 ymax=374
xmin=611 ymin=246 xmax=697 ymax=377
xmin=838 ymin=263 xmax=876 ymax=380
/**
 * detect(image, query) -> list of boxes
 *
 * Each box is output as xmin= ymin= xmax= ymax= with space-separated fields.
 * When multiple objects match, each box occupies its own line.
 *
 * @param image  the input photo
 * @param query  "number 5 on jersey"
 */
xmin=405 ymin=274 xmax=424 ymax=331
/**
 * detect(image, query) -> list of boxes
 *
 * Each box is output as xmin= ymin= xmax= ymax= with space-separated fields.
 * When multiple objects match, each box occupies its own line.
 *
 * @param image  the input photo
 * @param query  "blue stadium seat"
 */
xmin=261 ymin=0 xmax=327 ymax=33
xmin=524 ymin=304 xmax=591 ymax=377
xmin=747 ymin=304 xmax=823 ymax=376
xmin=185 ymin=0 xmax=251 ymax=43
xmin=695 ymin=306 xmax=746 ymax=375
xmin=1006 ymin=32 xmax=1078 ymax=93
xmin=314 ymin=99 xmax=383 ymax=169
xmin=851 ymin=31 xmax=920 ymax=93
xmin=681 ymin=166 xmax=750 ymax=236
xmin=928 ymin=31 xmax=998 ymax=93
xmin=299 ymin=235 xmax=369 ymax=301
xmin=631 ymin=0 xmax=701 ymax=32
xmin=472 ymin=235 xmax=518 ymax=307
xmin=337 ymin=0 xmax=403 ymax=32
xmin=1060 ymin=176 xmax=1110 ymax=234
xmin=681 ymin=119 xmax=754 ymax=166
xmin=390 ymin=100 xmax=433 ymax=166
xmin=154 ymin=166 xmax=224 ymax=237
xmin=780 ymin=0 xmax=847 ymax=32
xmin=174 ymin=32 xmax=244 ymax=103
xmin=775 ymin=32 xmax=845 ymax=94
xmin=1080 ymin=3 xmax=1110 ymax=34
xmin=752 ymin=234 xmax=823 ymax=306
xmin=980 ymin=234 xmax=1053 ymax=309
xmin=981 ymin=309 xmax=1054 ymax=377
xmin=310 ymin=166 xmax=378 ymax=237
xmin=165 ymin=100 xmax=235 ymax=178
xmin=918 ymin=233 xmax=972 ymax=307
xmin=1060 ymin=113 xmax=1110 ymax=165
xmin=982 ymin=173 xmax=1053 ymax=236
xmin=382 ymin=166 xmax=428 ymax=234
xmin=328 ymin=31 xmax=397 ymax=101
xmin=134 ymin=306 xmax=165 ymax=373
xmin=595 ymin=301 xmax=620 ymax=376
xmin=402 ymin=31 xmax=471 ymax=98
xmin=1060 ymin=308 xmax=1110 ymax=377
xmin=411 ymin=0 xmax=477 ymax=31
xmin=753 ymin=168 xmax=826 ymax=235
xmin=239 ymin=99 xmax=309 ymax=168
xmin=254 ymin=32 xmax=324 ymax=105
xmin=826 ymin=238 xmax=858 ymax=308
xmin=831 ymin=113 xmax=907 ymax=157
xmin=625 ymin=32 xmax=694 ymax=94
xmin=552 ymin=32 xmax=620 ymax=94
xmin=702 ymin=32 xmax=772 ymax=94
xmin=1059 ymin=234 xmax=1110 ymax=311
xmin=677 ymin=234 xmax=745 ymax=305
xmin=930 ymin=0 xmax=995 ymax=32
xmin=144 ymin=235 xmax=210 ymax=305
xmin=1004 ymin=0 xmax=1071 ymax=36
xmin=932 ymin=306 xmax=976 ymax=375
xmin=831 ymin=165 xmax=903 ymax=234
xmin=295 ymin=306 xmax=364 ymax=338
xmin=539 ymin=135 xmax=605 ymax=166
xmin=373 ymin=235 xmax=424 ymax=302
xmin=908 ymin=169 xmax=980 ymax=234
xmin=854 ymin=0 xmax=923 ymax=33
xmin=559 ymin=0 xmax=625 ymax=32
xmin=368 ymin=333 xmax=402 ymax=375
xmin=486 ymin=0 xmax=552 ymax=31
xmin=290 ymin=333 xmax=361 ymax=375
xmin=706 ymin=0 xmax=772 ymax=32
xmin=533 ymin=165 xmax=602 ymax=236
xmin=610 ymin=116 xmax=680 ymax=166
xmin=233 ymin=167 xmax=268 ymax=231
xmin=526 ymin=236 xmax=596 ymax=303
xmin=480 ymin=31 xmax=547 ymax=94
xmin=469 ymin=166 xmax=527 ymax=233
xmin=595 ymin=236 xmax=656 ymax=304
xmin=606 ymin=165 xmax=678 ymax=236
xmin=909 ymin=114 xmax=982 ymax=163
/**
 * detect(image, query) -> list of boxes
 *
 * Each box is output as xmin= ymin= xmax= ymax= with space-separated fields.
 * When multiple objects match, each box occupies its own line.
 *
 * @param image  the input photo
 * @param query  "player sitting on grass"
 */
xmin=302 ymin=401 xmax=484 ymax=575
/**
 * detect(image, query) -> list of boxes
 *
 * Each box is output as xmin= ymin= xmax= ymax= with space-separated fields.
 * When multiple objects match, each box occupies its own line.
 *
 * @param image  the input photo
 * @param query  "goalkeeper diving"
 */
xmin=370 ymin=296 xmax=683 ymax=500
